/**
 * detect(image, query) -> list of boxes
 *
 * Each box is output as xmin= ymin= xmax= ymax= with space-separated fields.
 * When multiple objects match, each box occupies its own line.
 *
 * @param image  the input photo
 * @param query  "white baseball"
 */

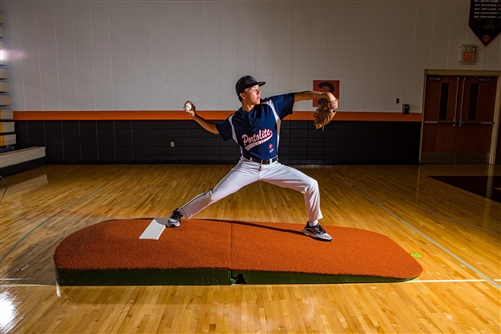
xmin=183 ymin=103 xmax=192 ymax=112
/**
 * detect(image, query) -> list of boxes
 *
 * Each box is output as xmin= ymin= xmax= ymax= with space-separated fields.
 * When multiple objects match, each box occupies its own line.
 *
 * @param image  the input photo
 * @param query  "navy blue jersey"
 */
xmin=216 ymin=93 xmax=295 ymax=160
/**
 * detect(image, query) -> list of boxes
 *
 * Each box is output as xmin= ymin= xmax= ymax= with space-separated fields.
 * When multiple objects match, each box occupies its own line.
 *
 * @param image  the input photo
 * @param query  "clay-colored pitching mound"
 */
xmin=54 ymin=219 xmax=423 ymax=285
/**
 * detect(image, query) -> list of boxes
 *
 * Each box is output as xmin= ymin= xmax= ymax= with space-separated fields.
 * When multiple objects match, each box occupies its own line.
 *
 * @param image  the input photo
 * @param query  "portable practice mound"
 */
xmin=54 ymin=219 xmax=423 ymax=285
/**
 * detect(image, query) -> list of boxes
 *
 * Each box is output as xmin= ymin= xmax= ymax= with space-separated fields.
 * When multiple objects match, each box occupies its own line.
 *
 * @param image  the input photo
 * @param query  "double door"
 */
xmin=421 ymin=75 xmax=498 ymax=164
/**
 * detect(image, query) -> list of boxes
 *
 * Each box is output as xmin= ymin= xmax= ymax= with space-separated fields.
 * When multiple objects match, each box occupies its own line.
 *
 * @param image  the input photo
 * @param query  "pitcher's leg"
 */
xmin=262 ymin=164 xmax=322 ymax=222
xmin=302 ymin=177 xmax=323 ymax=222
xmin=179 ymin=160 xmax=260 ymax=219
xmin=262 ymin=163 xmax=331 ymax=241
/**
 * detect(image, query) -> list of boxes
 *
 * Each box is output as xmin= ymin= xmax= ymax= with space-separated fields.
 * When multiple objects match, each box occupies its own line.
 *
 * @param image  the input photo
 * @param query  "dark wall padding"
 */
xmin=15 ymin=120 xmax=421 ymax=165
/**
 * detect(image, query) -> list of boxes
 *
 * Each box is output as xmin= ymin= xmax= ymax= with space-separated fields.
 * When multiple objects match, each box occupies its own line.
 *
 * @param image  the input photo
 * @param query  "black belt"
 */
xmin=243 ymin=155 xmax=278 ymax=164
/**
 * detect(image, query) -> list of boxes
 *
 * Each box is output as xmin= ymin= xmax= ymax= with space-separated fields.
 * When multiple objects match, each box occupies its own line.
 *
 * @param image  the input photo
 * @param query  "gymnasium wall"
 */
xmin=3 ymin=0 xmax=499 ymax=112
xmin=1 ymin=0 xmax=499 ymax=165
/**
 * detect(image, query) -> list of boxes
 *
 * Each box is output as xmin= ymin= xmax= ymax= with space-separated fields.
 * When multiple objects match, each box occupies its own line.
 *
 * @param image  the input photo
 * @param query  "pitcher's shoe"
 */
xmin=167 ymin=209 xmax=182 ymax=227
xmin=302 ymin=222 xmax=332 ymax=241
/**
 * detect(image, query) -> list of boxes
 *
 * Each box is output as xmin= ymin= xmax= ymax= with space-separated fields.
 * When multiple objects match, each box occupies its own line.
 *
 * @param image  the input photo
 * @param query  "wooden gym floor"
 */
xmin=1 ymin=163 xmax=500 ymax=333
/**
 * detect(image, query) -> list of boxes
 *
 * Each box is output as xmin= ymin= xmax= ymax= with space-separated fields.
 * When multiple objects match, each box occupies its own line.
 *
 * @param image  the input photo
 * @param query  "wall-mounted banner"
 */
xmin=469 ymin=0 xmax=501 ymax=46
xmin=313 ymin=80 xmax=339 ymax=107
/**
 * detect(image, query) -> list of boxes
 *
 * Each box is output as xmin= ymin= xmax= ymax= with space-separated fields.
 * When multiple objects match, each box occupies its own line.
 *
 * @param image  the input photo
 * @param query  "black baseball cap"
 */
xmin=235 ymin=75 xmax=266 ymax=96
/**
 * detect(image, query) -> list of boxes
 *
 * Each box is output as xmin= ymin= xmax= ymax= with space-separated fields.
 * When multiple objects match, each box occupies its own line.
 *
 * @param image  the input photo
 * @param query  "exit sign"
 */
xmin=459 ymin=45 xmax=477 ymax=65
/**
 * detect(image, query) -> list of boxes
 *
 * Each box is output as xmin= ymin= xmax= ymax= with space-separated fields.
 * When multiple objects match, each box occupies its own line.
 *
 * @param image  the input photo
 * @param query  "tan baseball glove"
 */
xmin=314 ymin=100 xmax=338 ymax=130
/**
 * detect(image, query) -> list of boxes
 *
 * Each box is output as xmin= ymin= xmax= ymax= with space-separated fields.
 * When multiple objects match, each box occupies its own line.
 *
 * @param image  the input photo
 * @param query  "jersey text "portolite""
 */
xmin=216 ymin=93 xmax=295 ymax=161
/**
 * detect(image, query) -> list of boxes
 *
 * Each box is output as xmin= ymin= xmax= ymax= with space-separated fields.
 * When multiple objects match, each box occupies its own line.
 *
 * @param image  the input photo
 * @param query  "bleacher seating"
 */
xmin=0 ymin=11 xmax=46 ymax=181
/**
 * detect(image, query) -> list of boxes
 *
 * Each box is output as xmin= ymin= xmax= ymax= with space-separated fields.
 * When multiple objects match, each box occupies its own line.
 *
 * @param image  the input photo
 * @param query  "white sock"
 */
xmin=308 ymin=220 xmax=318 ymax=227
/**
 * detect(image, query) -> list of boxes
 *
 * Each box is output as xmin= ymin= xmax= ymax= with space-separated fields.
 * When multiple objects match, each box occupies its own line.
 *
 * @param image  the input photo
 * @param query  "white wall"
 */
xmin=1 ymin=0 xmax=500 ymax=113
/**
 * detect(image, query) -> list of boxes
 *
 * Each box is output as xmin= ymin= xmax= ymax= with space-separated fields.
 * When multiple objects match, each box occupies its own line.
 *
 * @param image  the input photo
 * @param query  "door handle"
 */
xmin=424 ymin=120 xmax=456 ymax=124
xmin=459 ymin=121 xmax=494 ymax=125
xmin=452 ymin=77 xmax=462 ymax=128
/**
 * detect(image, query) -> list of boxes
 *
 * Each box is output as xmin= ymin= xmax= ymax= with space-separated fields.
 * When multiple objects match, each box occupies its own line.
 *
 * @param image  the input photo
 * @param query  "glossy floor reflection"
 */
xmin=429 ymin=175 xmax=501 ymax=203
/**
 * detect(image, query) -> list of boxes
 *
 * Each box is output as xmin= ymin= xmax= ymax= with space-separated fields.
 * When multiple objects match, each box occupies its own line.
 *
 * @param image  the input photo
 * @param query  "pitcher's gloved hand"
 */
xmin=314 ymin=99 xmax=338 ymax=130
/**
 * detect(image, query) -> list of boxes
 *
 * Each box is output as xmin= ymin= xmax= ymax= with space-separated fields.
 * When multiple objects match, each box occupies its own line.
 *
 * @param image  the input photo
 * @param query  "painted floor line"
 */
xmin=0 ymin=284 xmax=55 ymax=287
xmin=353 ymin=187 xmax=501 ymax=290
xmin=0 ymin=187 xmax=102 ymax=264
xmin=408 ymin=279 xmax=500 ymax=283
